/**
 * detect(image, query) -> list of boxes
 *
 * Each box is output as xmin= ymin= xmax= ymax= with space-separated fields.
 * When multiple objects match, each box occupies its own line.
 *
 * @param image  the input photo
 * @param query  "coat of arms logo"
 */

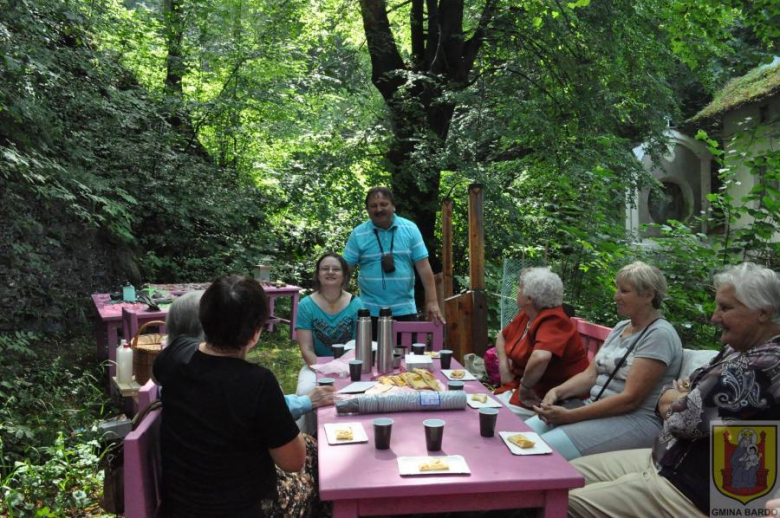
xmin=712 ymin=424 xmax=777 ymax=505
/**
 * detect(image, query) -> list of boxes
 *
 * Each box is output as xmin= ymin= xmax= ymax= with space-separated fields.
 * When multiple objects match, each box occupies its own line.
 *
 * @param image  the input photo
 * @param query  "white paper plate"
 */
xmin=337 ymin=381 xmax=377 ymax=394
xmin=442 ymin=369 xmax=477 ymax=381
xmin=323 ymin=423 xmax=369 ymax=445
xmin=397 ymin=455 xmax=470 ymax=476
xmin=466 ymin=394 xmax=503 ymax=409
xmin=498 ymin=431 xmax=552 ymax=455
xmin=344 ymin=339 xmax=378 ymax=352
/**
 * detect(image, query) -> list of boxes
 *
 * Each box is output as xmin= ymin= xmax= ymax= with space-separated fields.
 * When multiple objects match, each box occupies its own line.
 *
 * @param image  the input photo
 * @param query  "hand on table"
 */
xmin=426 ymin=301 xmax=446 ymax=325
xmin=308 ymin=386 xmax=336 ymax=408
xmin=533 ymin=402 xmax=573 ymax=425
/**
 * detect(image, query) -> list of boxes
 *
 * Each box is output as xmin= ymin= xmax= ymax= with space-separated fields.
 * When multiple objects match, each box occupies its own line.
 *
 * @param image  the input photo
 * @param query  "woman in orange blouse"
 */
xmin=494 ymin=267 xmax=589 ymax=418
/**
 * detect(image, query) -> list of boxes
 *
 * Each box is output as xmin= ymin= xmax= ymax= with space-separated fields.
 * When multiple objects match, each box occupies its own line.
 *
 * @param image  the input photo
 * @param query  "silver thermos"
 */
xmin=355 ymin=308 xmax=373 ymax=374
xmin=376 ymin=307 xmax=394 ymax=374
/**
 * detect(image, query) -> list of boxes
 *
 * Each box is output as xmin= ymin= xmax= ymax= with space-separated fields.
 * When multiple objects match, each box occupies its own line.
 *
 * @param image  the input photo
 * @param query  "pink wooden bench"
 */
xmin=124 ymin=381 xmax=162 ymax=518
xmin=393 ymin=320 xmax=444 ymax=351
xmin=570 ymin=317 xmax=612 ymax=361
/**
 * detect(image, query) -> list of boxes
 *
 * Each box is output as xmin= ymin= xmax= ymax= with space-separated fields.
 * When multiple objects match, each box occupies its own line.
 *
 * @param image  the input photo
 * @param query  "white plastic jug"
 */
xmin=116 ymin=340 xmax=134 ymax=384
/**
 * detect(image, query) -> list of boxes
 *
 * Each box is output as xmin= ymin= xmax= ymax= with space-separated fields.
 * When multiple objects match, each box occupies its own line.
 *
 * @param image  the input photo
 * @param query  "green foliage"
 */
xmin=0 ymin=0 xmax=275 ymax=333
xmin=0 ymin=334 xmax=109 ymax=516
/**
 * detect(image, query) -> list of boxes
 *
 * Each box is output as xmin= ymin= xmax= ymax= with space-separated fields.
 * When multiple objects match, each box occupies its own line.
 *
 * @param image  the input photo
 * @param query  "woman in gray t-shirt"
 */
xmin=526 ymin=261 xmax=683 ymax=460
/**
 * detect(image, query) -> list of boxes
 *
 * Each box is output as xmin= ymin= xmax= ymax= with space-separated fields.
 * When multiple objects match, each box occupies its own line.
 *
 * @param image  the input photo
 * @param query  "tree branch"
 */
xmin=411 ymin=0 xmax=425 ymax=69
xmin=359 ymin=0 xmax=406 ymax=100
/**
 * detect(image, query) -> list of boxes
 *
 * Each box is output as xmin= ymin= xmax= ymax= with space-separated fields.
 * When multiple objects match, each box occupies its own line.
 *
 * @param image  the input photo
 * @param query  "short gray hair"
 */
xmin=713 ymin=262 xmax=780 ymax=324
xmin=615 ymin=261 xmax=667 ymax=309
xmin=166 ymin=290 xmax=205 ymax=342
xmin=520 ymin=267 xmax=564 ymax=309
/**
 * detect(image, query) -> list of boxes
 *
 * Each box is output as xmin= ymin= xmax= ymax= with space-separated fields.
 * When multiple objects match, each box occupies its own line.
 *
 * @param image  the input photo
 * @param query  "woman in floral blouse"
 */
xmin=567 ymin=262 xmax=780 ymax=517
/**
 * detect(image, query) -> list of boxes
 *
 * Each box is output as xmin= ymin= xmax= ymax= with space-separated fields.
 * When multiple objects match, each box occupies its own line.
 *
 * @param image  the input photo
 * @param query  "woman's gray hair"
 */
xmin=615 ymin=261 xmax=667 ymax=309
xmin=519 ymin=267 xmax=564 ymax=309
xmin=166 ymin=290 xmax=205 ymax=342
xmin=713 ymin=262 xmax=780 ymax=324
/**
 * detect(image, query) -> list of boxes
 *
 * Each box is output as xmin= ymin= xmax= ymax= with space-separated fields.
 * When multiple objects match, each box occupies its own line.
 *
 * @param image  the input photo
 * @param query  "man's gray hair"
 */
xmin=166 ymin=290 xmax=205 ymax=342
xmin=615 ymin=261 xmax=667 ymax=309
xmin=520 ymin=267 xmax=564 ymax=309
xmin=714 ymin=262 xmax=780 ymax=324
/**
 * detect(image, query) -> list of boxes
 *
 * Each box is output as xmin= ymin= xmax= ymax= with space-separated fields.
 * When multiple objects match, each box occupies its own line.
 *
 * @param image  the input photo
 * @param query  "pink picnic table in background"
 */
xmin=92 ymin=283 xmax=302 ymax=389
xmin=316 ymin=358 xmax=584 ymax=517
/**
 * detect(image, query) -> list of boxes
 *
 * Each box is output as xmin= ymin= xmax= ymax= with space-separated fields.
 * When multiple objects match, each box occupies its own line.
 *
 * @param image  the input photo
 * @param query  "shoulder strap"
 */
xmin=131 ymin=400 xmax=162 ymax=430
xmin=593 ymin=318 xmax=663 ymax=402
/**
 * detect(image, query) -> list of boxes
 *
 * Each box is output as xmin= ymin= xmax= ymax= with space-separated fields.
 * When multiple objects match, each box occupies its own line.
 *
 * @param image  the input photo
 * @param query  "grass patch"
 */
xmin=248 ymin=329 xmax=303 ymax=395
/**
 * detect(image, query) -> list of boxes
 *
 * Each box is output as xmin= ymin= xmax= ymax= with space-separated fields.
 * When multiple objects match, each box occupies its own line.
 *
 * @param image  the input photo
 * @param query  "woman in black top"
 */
xmin=154 ymin=275 xmax=313 ymax=517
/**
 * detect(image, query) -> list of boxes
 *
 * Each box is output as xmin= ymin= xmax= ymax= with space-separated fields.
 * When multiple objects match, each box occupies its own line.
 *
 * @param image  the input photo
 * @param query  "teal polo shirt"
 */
xmin=343 ymin=215 xmax=428 ymax=317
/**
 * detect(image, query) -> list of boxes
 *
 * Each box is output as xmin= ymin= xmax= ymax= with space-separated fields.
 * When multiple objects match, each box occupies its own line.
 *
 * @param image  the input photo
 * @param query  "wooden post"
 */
xmin=468 ymin=184 xmax=485 ymax=290
xmin=445 ymin=292 xmax=472 ymax=362
xmin=441 ymin=198 xmax=454 ymax=299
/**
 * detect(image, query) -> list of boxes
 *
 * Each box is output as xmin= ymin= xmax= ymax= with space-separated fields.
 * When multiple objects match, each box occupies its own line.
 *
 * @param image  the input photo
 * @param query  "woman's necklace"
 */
xmin=320 ymin=290 xmax=343 ymax=311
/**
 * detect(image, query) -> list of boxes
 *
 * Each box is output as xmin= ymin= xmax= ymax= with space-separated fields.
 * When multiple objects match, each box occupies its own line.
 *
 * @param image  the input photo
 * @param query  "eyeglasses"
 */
xmin=319 ymin=266 xmax=343 ymax=273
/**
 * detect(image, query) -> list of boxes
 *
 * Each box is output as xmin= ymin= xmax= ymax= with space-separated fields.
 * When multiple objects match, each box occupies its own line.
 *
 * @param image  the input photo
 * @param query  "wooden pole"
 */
xmin=468 ymin=184 xmax=485 ymax=290
xmin=441 ymin=198 xmax=454 ymax=299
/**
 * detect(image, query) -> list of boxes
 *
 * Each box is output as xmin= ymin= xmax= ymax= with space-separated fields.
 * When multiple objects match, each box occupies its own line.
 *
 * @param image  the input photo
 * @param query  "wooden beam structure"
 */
xmin=468 ymin=184 xmax=485 ymax=290
xmin=441 ymin=198 xmax=454 ymax=299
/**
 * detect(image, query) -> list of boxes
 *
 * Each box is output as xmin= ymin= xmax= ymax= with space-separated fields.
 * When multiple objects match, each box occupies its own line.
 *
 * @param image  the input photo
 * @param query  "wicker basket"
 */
xmin=131 ymin=320 xmax=166 ymax=385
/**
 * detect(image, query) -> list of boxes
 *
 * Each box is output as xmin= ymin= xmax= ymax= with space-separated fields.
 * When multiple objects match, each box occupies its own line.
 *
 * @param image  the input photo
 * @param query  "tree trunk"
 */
xmin=358 ymin=0 xmax=495 ymax=269
xmin=163 ymin=0 xmax=185 ymax=128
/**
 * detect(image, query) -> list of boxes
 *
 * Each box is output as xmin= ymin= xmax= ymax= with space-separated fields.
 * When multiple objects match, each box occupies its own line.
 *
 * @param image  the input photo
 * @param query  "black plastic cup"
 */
xmin=348 ymin=360 xmax=363 ymax=382
xmin=332 ymin=344 xmax=345 ymax=359
xmin=479 ymin=408 xmax=499 ymax=437
xmin=424 ymin=419 xmax=445 ymax=451
xmin=412 ymin=343 xmax=426 ymax=355
xmin=439 ymin=349 xmax=453 ymax=370
xmin=447 ymin=380 xmax=464 ymax=391
xmin=392 ymin=353 xmax=402 ymax=369
xmin=373 ymin=418 xmax=393 ymax=450
xmin=318 ymin=377 xmax=334 ymax=387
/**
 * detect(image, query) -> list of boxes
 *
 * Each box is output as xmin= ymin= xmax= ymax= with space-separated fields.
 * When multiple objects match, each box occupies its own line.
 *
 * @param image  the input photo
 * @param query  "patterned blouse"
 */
xmin=652 ymin=336 xmax=780 ymax=514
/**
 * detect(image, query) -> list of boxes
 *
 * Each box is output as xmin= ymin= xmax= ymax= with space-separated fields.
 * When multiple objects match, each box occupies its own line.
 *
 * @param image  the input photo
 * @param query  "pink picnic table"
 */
xmin=316 ymin=359 xmax=584 ymax=517
xmin=92 ymin=283 xmax=302 ymax=388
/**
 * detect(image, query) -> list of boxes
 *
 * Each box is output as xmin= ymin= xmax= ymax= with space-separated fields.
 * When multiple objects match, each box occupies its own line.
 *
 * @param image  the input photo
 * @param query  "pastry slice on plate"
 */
xmin=471 ymin=393 xmax=487 ymax=403
xmin=335 ymin=427 xmax=354 ymax=441
xmin=419 ymin=458 xmax=450 ymax=471
xmin=507 ymin=434 xmax=535 ymax=449
xmin=450 ymin=370 xmax=466 ymax=379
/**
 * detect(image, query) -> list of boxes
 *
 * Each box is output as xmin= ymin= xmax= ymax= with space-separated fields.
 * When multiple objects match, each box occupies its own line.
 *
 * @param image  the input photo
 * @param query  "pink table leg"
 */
xmin=539 ymin=489 xmax=569 ymax=518
xmin=289 ymin=291 xmax=299 ymax=340
xmin=266 ymin=295 xmax=276 ymax=333
xmin=106 ymin=321 xmax=121 ymax=394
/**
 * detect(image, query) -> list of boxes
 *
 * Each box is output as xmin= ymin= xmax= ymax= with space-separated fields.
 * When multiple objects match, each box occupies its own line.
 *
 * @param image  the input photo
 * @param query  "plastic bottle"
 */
xmin=355 ymin=308 xmax=372 ymax=374
xmin=376 ymin=307 xmax=393 ymax=374
xmin=116 ymin=339 xmax=134 ymax=384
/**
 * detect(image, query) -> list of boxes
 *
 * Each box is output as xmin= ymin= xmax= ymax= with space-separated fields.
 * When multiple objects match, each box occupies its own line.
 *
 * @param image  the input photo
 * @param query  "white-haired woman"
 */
xmin=526 ymin=261 xmax=683 ymax=460
xmin=493 ymin=267 xmax=590 ymax=418
xmin=567 ymin=262 xmax=780 ymax=517
xmin=164 ymin=290 xmax=206 ymax=345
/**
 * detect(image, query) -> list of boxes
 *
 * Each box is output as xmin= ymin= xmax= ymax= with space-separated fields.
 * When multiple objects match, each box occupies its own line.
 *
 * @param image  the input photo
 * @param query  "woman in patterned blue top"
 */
xmin=294 ymin=253 xmax=363 ymax=432
xmin=296 ymin=253 xmax=364 ymax=361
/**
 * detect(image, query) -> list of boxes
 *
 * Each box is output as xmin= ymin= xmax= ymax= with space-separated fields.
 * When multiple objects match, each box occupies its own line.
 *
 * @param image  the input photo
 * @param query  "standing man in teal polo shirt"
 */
xmin=343 ymin=187 xmax=445 ymax=329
